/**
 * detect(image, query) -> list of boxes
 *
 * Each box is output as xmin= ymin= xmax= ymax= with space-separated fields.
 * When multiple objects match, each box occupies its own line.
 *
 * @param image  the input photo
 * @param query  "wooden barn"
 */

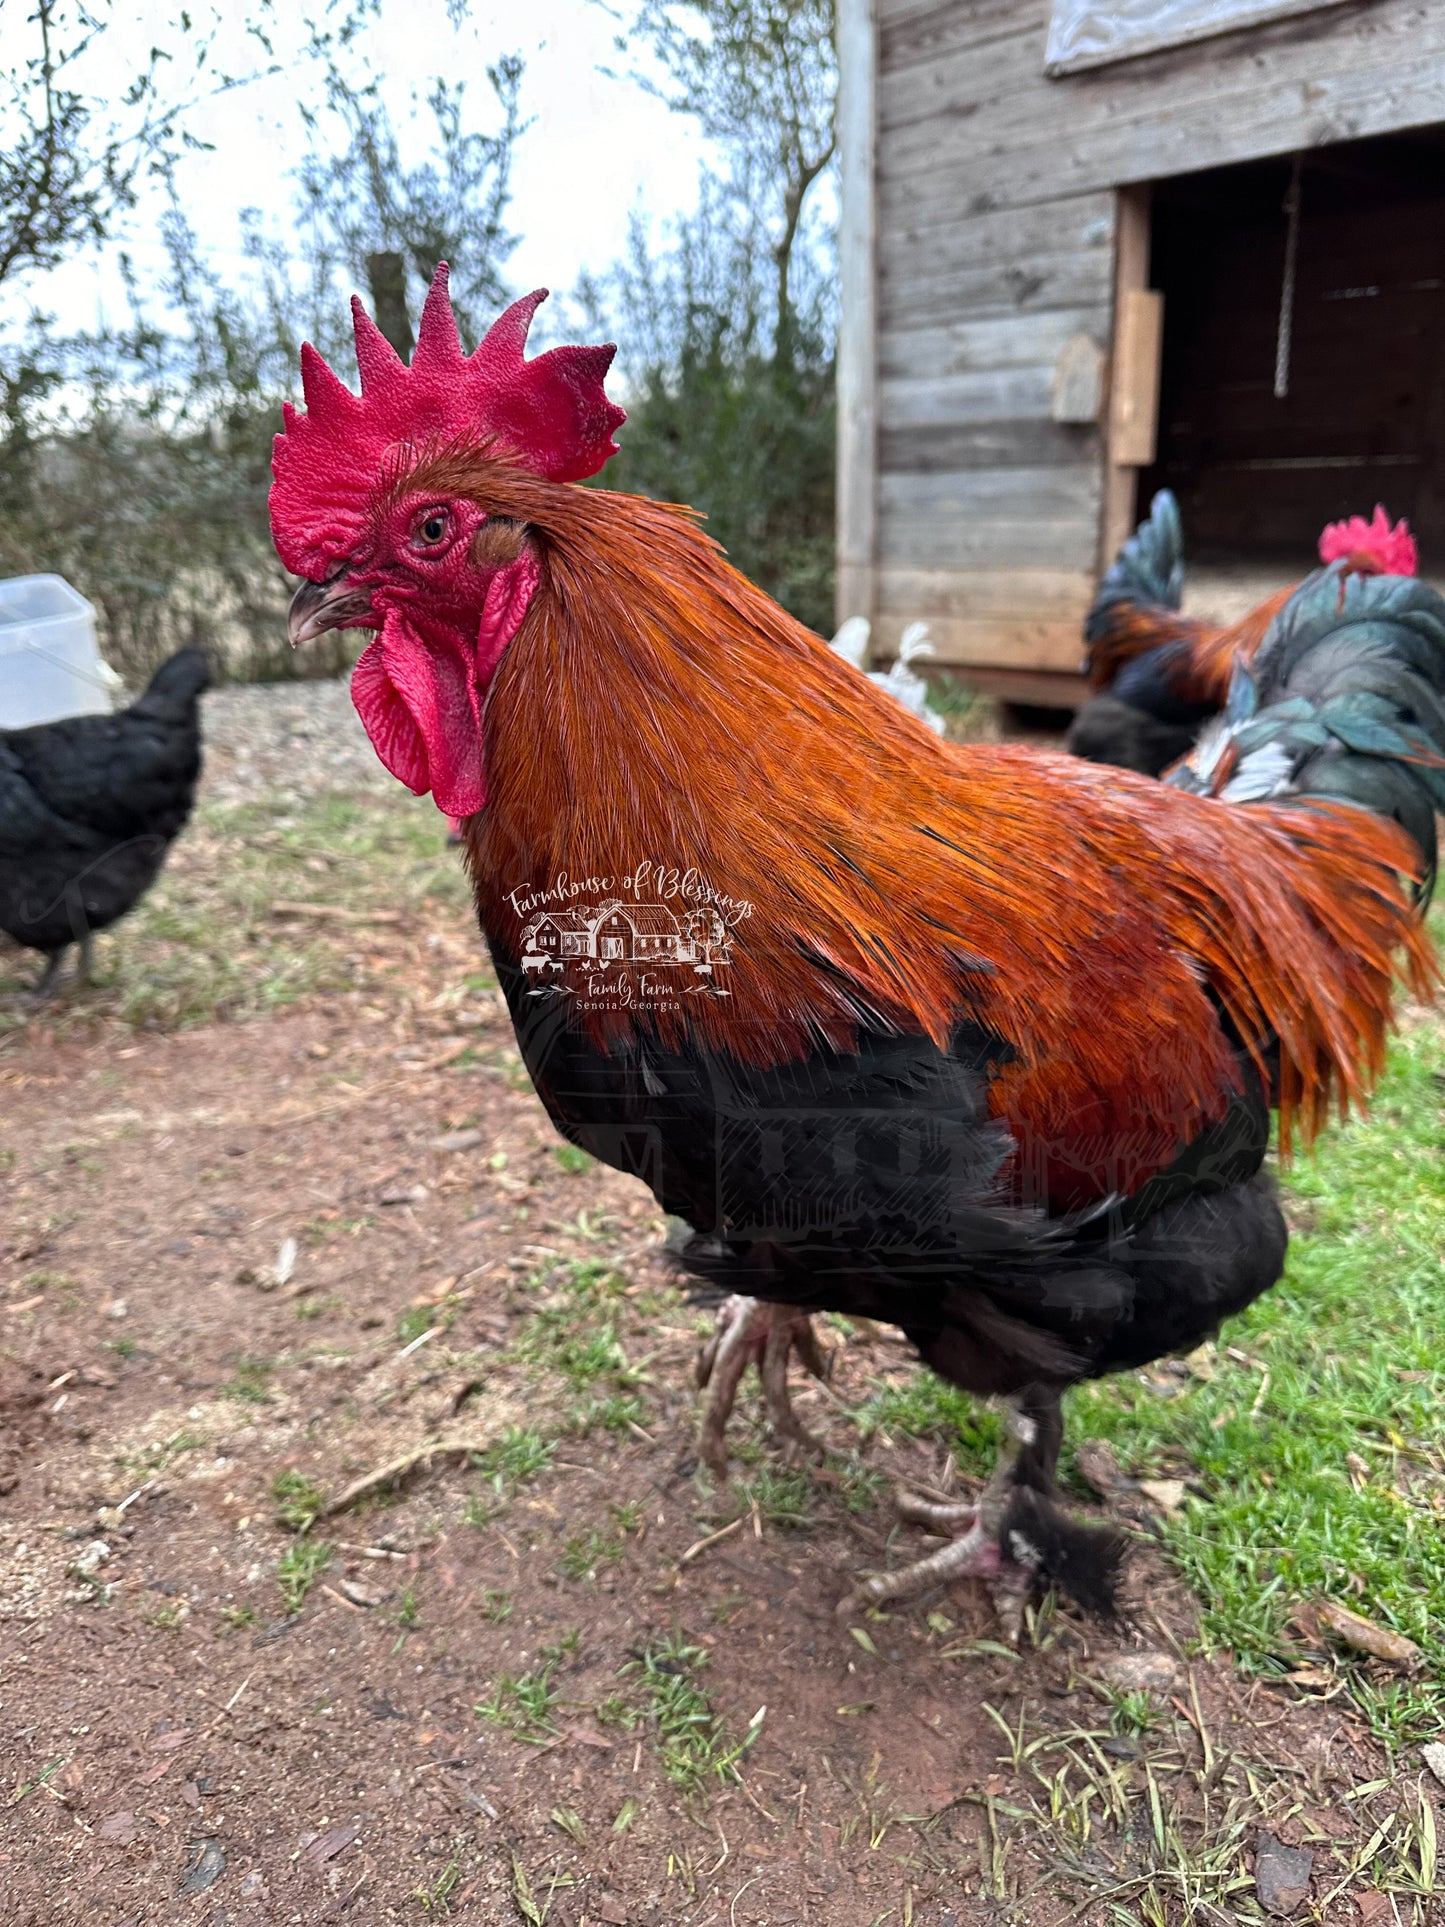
xmin=835 ymin=0 xmax=1445 ymax=708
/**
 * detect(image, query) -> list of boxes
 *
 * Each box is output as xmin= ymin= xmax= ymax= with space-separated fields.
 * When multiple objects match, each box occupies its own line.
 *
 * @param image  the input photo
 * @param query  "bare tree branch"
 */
xmin=0 ymin=0 xmax=279 ymax=289
xmin=602 ymin=0 xmax=836 ymax=367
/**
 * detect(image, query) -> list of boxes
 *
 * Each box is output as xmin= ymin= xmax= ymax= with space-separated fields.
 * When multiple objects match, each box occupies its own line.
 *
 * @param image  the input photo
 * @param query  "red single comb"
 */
xmin=1318 ymin=505 xmax=1418 ymax=577
xmin=270 ymin=266 xmax=626 ymax=576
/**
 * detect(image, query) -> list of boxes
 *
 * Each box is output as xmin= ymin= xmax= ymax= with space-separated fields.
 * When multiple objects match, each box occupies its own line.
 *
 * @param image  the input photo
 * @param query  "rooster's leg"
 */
xmin=838 ymin=1398 xmax=1051 ymax=1638
xmin=696 ymin=1295 xmax=829 ymax=1476
xmin=27 ymin=949 xmax=69 ymax=1002
xmin=75 ymin=936 xmax=95 ymax=985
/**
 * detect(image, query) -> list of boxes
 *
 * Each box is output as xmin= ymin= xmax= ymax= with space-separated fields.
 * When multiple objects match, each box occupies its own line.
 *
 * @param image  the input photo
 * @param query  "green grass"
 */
xmin=621 ymin=1633 xmax=760 ymax=1798
xmin=1070 ymin=1014 xmax=1445 ymax=1747
xmin=113 ymin=1428 xmax=206 ymax=1480
xmin=414 ymin=1859 xmax=464 ymax=1915
xmin=276 ymin=1539 xmax=333 ymax=1613
xmin=463 ymin=1425 xmax=559 ymax=1527
xmin=0 ymin=789 xmax=474 ymax=1030
xmin=738 ymin=1464 xmax=815 ymax=1530
xmin=271 ymin=1469 xmax=326 ymax=1533
xmin=474 ymin=1425 xmax=558 ymax=1484
xmin=558 ymin=1503 xmax=643 ymax=1580
xmin=557 ymin=1528 xmax=625 ymax=1583
xmin=220 ymin=1355 xmax=275 ymax=1405
xmin=854 ymin=1373 xmax=1003 ymax=1479
xmin=1103 ymin=1685 xmax=1164 ymax=1739
xmin=849 ymin=996 xmax=1445 ymax=1750
xmin=513 ymin=1259 xmax=644 ymax=1393
xmin=553 ymin=1143 xmax=594 ymax=1176
xmin=396 ymin=1303 xmax=439 ymax=1347
xmin=566 ymin=1390 xmax=648 ymax=1436
xmin=505 ymin=1259 xmax=659 ymax=1443
xmin=141 ymin=1599 xmax=188 ymax=1631
xmin=477 ymin=1662 xmax=563 ymax=1745
xmin=542 ymin=1324 xmax=633 ymax=1388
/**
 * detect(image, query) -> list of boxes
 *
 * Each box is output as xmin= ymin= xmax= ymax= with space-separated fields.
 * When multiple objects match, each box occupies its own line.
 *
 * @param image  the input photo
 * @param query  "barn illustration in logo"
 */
xmin=520 ymin=897 xmax=734 ymax=985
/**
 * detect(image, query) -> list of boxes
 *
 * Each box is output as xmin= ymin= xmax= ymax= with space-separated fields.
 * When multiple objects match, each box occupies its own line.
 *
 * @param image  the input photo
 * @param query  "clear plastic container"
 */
xmin=0 ymin=574 xmax=117 ymax=729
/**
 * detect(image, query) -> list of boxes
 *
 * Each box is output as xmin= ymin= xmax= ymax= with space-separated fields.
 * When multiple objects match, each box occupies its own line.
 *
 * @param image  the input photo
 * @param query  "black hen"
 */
xmin=0 ymin=649 xmax=210 ymax=997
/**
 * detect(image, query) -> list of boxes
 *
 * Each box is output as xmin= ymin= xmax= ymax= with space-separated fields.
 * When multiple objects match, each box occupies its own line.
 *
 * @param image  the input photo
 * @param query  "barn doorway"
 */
xmin=1139 ymin=126 xmax=1445 ymax=617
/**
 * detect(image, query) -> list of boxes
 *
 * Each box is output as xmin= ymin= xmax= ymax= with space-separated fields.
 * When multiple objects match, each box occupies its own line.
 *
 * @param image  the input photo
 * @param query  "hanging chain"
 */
xmin=1274 ymin=153 xmax=1304 ymax=401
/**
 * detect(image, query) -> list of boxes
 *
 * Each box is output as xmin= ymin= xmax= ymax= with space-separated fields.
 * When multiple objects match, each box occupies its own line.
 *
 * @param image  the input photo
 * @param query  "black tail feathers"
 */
xmin=999 ymin=1485 xmax=1129 ymax=1618
xmin=1085 ymin=489 xmax=1186 ymax=648
xmin=134 ymin=648 xmax=212 ymax=718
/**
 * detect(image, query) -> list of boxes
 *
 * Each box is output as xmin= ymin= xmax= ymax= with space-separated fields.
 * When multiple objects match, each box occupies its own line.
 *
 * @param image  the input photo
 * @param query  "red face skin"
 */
xmin=288 ymin=487 xmax=539 ymax=819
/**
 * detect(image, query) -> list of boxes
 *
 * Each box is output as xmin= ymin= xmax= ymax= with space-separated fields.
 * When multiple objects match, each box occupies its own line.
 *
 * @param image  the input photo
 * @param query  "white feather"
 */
xmin=829 ymin=615 xmax=872 ymax=670
xmin=828 ymin=617 xmax=948 ymax=734
xmin=1220 ymin=741 xmax=1296 ymax=801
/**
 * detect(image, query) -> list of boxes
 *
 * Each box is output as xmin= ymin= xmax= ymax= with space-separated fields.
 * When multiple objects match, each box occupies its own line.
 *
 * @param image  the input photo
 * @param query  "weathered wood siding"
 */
xmin=867 ymin=0 xmax=1445 ymax=681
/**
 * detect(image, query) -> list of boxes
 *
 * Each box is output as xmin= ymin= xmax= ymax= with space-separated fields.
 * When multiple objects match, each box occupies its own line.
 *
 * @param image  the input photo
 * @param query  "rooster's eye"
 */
xmin=415 ymin=509 xmax=449 ymax=548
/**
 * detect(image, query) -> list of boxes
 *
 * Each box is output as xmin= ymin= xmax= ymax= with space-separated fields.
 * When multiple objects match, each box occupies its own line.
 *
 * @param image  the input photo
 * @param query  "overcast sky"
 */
xmin=1 ymin=0 xmax=712 ymax=335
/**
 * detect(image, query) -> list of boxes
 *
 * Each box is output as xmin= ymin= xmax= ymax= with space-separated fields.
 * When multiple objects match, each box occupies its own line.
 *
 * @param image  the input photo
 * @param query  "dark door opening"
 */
xmin=1141 ymin=127 xmax=1445 ymax=592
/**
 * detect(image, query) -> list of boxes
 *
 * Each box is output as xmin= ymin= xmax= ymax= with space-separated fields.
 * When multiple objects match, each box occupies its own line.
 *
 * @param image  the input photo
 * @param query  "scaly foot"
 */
xmin=695 ymin=1295 xmax=830 ymax=1476
xmin=26 ymin=948 xmax=71 ymax=1003
xmin=837 ymin=1486 xmax=1039 ymax=1638
xmin=837 ymin=1404 xmax=1047 ymax=1637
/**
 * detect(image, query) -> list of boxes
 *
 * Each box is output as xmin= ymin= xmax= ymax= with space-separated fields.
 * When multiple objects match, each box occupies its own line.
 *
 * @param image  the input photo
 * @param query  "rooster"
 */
xmin=273 ymin=272 xmax=1443 ymax=1619
xmin=0 ymin=649 xmax=210 ymax=998
xmin=1067 ymin=490 xmax=1418 ymax=775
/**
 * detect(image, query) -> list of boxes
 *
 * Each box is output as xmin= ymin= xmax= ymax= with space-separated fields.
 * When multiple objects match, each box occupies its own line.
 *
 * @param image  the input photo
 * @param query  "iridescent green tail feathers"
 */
xmin=1171 ymin=567 xmax=1445 ymax=905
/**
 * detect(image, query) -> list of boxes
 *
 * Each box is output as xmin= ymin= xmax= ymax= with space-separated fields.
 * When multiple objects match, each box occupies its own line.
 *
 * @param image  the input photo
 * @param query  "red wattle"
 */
xmin=351 ymin=628 xmax=433 ymax=798
xmin=349 ymin=554 xmax=540 ymax=818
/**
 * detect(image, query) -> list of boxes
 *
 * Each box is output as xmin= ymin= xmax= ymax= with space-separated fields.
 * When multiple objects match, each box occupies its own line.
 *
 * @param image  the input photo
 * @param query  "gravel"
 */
xmin=199 ymin=675 xmax=390 ymax=807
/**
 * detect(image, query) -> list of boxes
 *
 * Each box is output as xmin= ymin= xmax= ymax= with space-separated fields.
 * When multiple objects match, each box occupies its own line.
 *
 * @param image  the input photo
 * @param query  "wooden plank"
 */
xmin=880 ymin=368 xmax=1058 ymax=429
xmin=1101 ymin=185 xmax=1151 ymax=570
xmin=881 ymin=244 xmax=1112 ymax=327
xmin=1052 ymin=333 xmax=1106 ymax=422
xmin=881 ymin=417 xmax=1099 ymax=471
xmin=1109 ymin=289 xmax=1163 ymax=464
xmin=872 ymin=611 xmax=1089 ymax=672
xmin=954 ymin=665 xmax=1089 ymax=706
xmin=878 ymin=510 xmax=1100 ymax=572
xmin=882 ymin=308 xmax=1106 ymax=380
xmin=876 ymin=565 xmax=1094 ymax=620
xmin=881 ymin=465 xmax=1101 ymax=522
xmin=881 ymin=190 xmax=1114 ymax=279
xmin=878 ymin=0 xmax=1035 ymax=72
xmin=878 ymin=2 xmax=1406 ymax=180
xmin=836 ymin=0 xmax=878 ymax=627
xmin=876 ymin=0 xmax=1445 ymax=210
xmin=880 ymin=20 xmax=1044 ymax=134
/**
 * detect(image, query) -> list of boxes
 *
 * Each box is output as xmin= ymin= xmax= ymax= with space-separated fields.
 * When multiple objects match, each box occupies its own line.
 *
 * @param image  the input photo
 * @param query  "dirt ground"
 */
xmin=0 ymin=779 xmax=1435 ymax=1925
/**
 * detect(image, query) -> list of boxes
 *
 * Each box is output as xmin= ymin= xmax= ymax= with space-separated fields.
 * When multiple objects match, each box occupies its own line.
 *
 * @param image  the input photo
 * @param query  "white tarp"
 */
xmin=1045 ymin=0 xmax=1356 ymax=75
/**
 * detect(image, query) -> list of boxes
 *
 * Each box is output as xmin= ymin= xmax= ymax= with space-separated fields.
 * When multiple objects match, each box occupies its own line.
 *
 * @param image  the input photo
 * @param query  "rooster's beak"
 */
xmin=287 ymin=574 xmax=373 ymax=645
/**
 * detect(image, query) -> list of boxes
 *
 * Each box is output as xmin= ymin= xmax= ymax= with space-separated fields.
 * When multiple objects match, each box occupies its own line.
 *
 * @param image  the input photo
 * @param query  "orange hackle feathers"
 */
xmin=407 ymin=455 xmax=1434 ymax=1206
